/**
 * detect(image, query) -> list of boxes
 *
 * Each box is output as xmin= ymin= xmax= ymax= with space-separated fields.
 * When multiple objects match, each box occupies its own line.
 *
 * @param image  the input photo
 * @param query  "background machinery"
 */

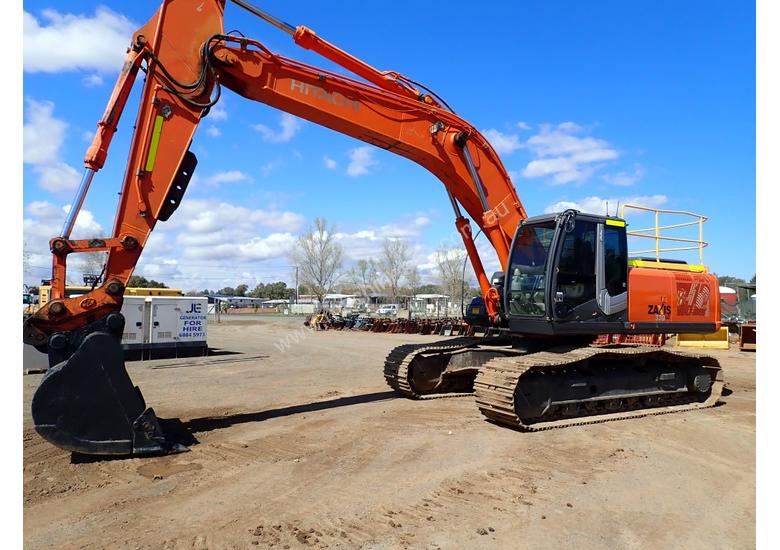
xmin=23 ymin=0 xmax=723 ymax=456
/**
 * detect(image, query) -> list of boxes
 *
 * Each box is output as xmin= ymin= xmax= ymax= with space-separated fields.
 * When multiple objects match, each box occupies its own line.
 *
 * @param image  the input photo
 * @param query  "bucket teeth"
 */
xmin=31 ymin=331 xmax=186 ymax=456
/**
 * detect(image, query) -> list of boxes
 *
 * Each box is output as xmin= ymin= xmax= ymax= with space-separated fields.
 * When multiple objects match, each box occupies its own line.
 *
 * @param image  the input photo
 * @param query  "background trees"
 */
xmin=289 ymin=217 xmax=344 ymax=304
xmin=378 ymin=239 xmax=412 ymax=303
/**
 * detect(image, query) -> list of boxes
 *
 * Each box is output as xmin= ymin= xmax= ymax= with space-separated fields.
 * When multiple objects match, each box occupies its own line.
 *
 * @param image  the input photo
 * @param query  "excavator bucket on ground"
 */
xmin=31 ymin=332 xmax=186 ymax=456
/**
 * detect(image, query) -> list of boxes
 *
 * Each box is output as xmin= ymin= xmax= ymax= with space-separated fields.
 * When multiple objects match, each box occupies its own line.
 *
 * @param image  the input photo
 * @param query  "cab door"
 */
xmin=550 ymin=215 xmax=628 ymax=330
xmin=552 ymin=219 xmax=599 ymax=321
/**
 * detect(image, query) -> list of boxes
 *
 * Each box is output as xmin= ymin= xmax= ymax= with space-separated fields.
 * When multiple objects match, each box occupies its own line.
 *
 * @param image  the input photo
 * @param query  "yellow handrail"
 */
xmin=619 ymin=204 xmax=708 ymax=264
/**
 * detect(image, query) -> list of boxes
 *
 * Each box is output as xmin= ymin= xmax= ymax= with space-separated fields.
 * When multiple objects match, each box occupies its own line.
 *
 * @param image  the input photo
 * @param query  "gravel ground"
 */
xmin=23 ymin=317 xmax=755 ymax=549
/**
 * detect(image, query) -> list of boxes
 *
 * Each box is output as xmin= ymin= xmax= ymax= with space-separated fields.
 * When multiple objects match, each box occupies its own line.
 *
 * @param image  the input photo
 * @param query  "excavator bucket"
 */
xmin=31 ymin=332 xmax=187 ymax=456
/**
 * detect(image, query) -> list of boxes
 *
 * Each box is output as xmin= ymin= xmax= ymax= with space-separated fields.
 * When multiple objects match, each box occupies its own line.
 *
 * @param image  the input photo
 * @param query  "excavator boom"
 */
xmin=24 ymin=0 xmax=526 ymax=455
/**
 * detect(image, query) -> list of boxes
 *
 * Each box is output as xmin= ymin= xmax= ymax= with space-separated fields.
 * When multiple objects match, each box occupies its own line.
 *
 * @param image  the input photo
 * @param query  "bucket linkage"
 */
xmin=28 ymin=312 xmax=187 ymax=456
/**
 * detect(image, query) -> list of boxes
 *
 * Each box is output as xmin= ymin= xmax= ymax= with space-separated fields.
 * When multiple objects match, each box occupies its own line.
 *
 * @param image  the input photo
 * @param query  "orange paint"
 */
xmin=628 ymin=268 xmax=720 ymax=326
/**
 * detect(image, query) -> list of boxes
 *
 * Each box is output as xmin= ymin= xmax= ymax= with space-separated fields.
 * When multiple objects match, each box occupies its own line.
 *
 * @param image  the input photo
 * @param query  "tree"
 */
xmin=217 ymin=286 xmax=236 ymax=296
xmin=23 ymin=240 xmax=32 ymax=277
xmin=266 ymin=281 xmax=294 ymax=299
xmin=417 ymin=283 xmax=442 ymax=295
xmin=717 ymin=275 xmax=746 ymax=286
xmin=252 ymin=281 xmax=292 ymax=299
xmin=378 ymin=238 xmax=412 ymax=303
xmin=435 ymin=245 xmax=469 ymax=308
xmin=128 ymin=275 xmax=169 ymax=288
xmin=235 ymin=283 xmax=249 ymax=297
xmin=406 ymin=266 xmax=421 ymax=297
xmin=289 ymin=218 xmax=344 ymax=303
xmin=77 ymin=233 xmax=107 ymax=283
xmin=750 ymin=274 xmax=756 ymax=285
xmin=347 ymin=259 xmax=379 ymax=299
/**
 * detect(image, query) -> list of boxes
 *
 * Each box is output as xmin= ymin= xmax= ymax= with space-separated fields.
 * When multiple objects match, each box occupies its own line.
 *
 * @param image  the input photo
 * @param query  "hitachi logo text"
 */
xmin=290 ymin=80 xmax=360 ymax=111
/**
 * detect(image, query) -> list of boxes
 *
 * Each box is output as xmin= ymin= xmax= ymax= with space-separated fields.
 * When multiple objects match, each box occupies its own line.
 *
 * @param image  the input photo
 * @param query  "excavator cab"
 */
xmin=504 ymin=210 xmax=629 ymax=336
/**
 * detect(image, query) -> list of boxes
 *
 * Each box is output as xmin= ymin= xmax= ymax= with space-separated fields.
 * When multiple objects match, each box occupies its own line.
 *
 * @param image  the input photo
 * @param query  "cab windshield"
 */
xmin=507 ymin=222 xmax=555 ymax=316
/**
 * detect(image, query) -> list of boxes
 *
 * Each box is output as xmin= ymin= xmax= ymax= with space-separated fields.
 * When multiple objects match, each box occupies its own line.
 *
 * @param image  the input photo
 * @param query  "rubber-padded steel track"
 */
xmin=383 ymin=336 xmax=483 ymax=399
xmin=474 ymin=345 xmax=724 ymax=431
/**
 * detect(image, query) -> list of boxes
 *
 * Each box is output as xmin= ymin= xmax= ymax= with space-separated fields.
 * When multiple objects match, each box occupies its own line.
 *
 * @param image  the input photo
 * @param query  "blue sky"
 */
xmin=22 ymin=0 xmax=756 ymax=291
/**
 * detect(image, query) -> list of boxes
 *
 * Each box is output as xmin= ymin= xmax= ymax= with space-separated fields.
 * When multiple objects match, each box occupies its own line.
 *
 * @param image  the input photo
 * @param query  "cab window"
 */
xmin=507 ymin=222 xmax=555 ymax=316
xmin=556 ymin=221 xmax=596 ymax=311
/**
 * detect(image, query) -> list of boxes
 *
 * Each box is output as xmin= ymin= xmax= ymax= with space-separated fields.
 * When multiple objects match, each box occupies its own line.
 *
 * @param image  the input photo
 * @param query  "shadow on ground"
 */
xmin=70 ymin=391 xmax=398 ymax=463
xmin=185 ymin=391 xmax=398 ymax=434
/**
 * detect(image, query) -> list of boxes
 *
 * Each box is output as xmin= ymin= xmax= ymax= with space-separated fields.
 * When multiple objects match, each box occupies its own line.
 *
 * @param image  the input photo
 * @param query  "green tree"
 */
xmin=265 ymin=281 xmax=292 ymax=299
xmin=235 ymin=283 xmax=249 ymax=297
xmin=417 ymin=283 xmax=442 ymax=294
xmin=128 ymin=275 xmax=169 ymax=288
xmin=217 ymin=286 xmax=236 ymax=296
xmin=717 ymin=275 xmax=746 ymax=286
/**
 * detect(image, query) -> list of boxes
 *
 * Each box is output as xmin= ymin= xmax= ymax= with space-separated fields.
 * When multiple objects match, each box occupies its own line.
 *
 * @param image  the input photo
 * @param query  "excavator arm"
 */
xmin=24 ymin=0 xmax=527 ymax=456
xmin=26 ymin=0 xmax=525 ymax=348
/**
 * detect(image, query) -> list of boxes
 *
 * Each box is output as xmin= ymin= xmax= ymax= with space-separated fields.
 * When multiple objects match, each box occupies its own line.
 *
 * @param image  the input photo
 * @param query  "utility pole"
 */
xmin=295 ymin=265 xmax=299 ymax=304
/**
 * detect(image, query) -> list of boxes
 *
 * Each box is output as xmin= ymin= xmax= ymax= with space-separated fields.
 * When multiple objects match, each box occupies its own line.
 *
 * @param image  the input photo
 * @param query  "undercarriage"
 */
xmin=384 ymin=336 xmax=723 ymax=430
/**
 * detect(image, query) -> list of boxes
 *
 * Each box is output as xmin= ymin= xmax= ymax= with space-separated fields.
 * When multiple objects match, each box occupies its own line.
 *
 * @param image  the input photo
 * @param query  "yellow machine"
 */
xmin=36 ymin=285 xmax=183 ymax=309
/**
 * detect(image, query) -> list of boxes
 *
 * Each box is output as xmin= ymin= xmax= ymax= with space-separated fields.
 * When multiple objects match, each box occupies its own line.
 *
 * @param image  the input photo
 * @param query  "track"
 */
xmin=474 ymin=345 xmax=724 ymax=431
xmin=383 ymin=336 xmax=484 ymax=399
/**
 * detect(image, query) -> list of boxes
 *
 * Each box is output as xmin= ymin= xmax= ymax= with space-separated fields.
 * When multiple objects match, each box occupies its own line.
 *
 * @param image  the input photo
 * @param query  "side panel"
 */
xmin=177 ymin=298 xmax=208 ymax=346
xmin=149 ymin=299 xmax=180 ymax=346
xmin=628 ymin=268 xmax=720 ymax=326
xmin=120 ymin=296 xmax=146 ymax=350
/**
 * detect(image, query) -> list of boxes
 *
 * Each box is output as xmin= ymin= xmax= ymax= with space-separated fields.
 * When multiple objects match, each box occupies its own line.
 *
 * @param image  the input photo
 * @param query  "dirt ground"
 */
xmin=23 ymin=317 xmax=756 ymax=549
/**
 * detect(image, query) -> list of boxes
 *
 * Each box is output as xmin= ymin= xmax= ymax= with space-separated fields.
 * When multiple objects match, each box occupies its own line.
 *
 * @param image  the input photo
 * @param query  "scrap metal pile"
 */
xmin=304 ymin=313 xmax=473 ymax=336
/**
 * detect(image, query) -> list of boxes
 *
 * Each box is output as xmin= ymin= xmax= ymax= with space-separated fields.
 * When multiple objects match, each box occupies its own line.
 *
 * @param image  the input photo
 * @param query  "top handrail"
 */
xmin=619 ymin=204 xmax=708 ymax=264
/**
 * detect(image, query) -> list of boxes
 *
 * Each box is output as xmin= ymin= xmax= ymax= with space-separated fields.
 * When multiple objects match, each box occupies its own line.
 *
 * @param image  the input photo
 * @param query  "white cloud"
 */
xmin=209 ymin=103 xmax=227 ymax=121
xmin=482 ymin=128 xmax=523 ymax=155
xmin=334 ymin=214 xmax=432 ymax=261
xmin=603 ymin=164 xmax=645 ymax=186
xmin=260 ymin=160 xmax=281 ymax=177
xmin=516 ymin=121 xmax=531 ymax=130
xmin=82 ymin=73 xmax=103 ymax=87
xmin=36 ymin=162 xmax=81 ymax=193
xmin=23 ymin=99 xmax=65 ymax=165
xmin=323 ymin=155 xmax=337 ymax=170
xmin=178 ymin=200 xmax=304 ymax=234
xmin=23 ymin=201 xmax=105 ymax=283
xmin=133 ymin=199 xmax=307 ymax=289
xmin=253 ymin=113 xmax=302 ymax=143
xmin=206 ymin=126 xmax=221 ymax=137
xmin=24 ymin=7 xmax=135 ymax=73
xmin=521 ymin=122 xmax=619 ymax=185
xmin=346 ymin=146 xmax=378 ymax=177
xmin=21 ymin=195 xmax=310 ymax=291
xmin=201 ymin=233 xmax=296 ymax=261
xmin=23 ymin=98 xmax=81 ymax=192
xmin=203 ymin=170 xmax=252 ymax=186
xmin=544 ymin=194 xmax=668 ymax=216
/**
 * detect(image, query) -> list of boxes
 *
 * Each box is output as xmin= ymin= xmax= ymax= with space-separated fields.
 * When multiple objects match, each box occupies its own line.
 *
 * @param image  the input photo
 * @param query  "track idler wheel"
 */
xmin=31 ymin=332 xmax=186 ymax=456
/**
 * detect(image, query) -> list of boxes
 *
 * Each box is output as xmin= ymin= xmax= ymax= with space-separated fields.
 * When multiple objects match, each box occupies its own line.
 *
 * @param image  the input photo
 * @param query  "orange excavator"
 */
xmin=24 ymin=0 xmax=723 ymax=455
